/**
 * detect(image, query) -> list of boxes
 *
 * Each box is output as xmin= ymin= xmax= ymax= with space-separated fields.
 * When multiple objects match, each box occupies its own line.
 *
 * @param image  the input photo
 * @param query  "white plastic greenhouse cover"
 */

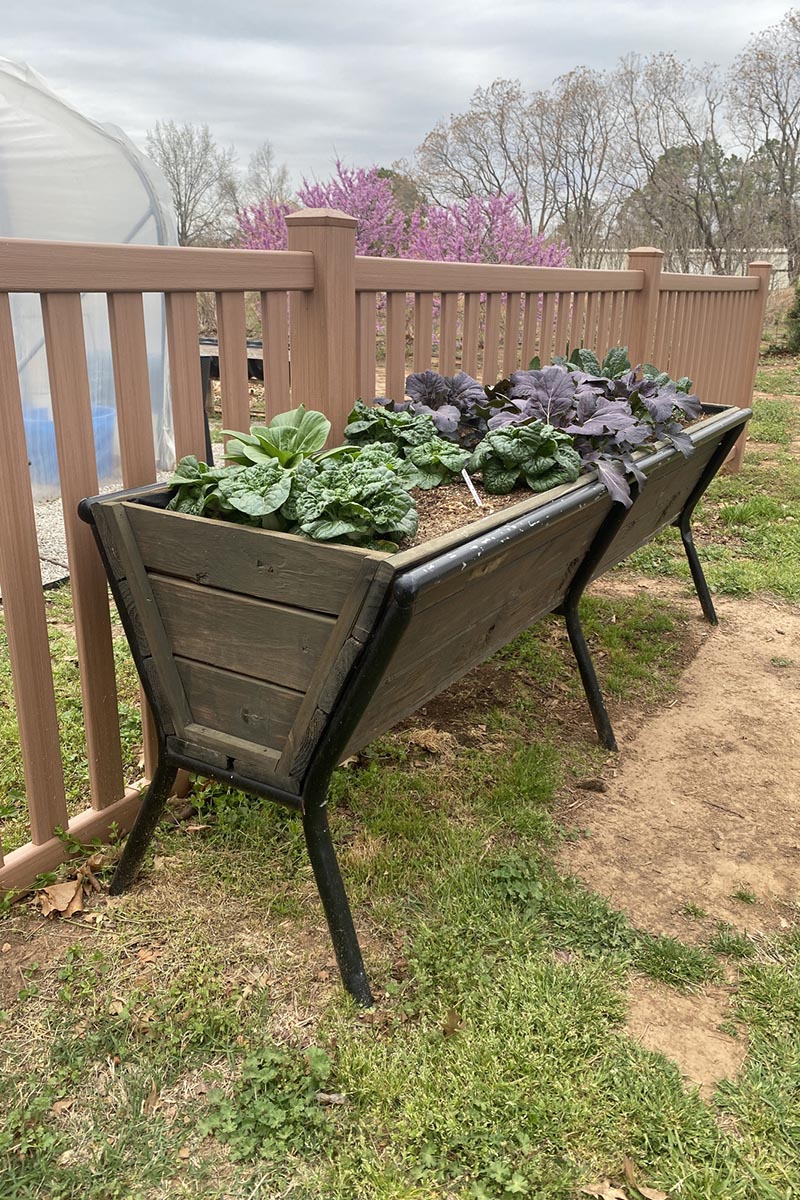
xmin=0 ymin=59 xmax=179 ymax=496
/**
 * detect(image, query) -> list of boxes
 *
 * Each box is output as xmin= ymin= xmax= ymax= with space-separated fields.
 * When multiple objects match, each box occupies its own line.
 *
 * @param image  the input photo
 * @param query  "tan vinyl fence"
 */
xmin=0 ymin=208 xmax=771 ymax=890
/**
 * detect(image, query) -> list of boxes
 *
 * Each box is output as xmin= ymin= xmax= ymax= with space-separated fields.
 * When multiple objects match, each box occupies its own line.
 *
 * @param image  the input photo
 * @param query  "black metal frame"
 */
xmin=80 ymin=405 xmax=749 ymax=1004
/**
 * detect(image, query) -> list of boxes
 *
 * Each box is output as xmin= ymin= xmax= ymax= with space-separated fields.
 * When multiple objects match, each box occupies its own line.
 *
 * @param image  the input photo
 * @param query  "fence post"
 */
xmin=624 ymin=247 xmax=664 ymax=366
xmin=286 ymin=209 xmax=357 ymax=440
xmin=727 ymin=260 xmax=772 ymax=472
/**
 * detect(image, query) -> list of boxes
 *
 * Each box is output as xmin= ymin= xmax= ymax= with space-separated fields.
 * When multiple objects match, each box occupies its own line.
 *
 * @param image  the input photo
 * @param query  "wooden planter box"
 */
xmin=81 ymin=402 xmax=749 ymax=1002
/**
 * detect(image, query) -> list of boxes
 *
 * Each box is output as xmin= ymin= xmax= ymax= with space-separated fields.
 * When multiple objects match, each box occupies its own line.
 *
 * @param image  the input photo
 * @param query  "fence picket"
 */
xmin=215 ymin=290 xmax=251 ymax=434
xmin=439 ymin=293 xmax=458 ymax=373
xmin=107 ymin=291 xmax=159 ymax=778
xmin=0 ymin=295 xmax=67 ymax=848
xmin=261 ymin=291 xmax=291 ymax=417
xmin=461 ymin=293 xmax=481 ymax=376
xmin=355 ymin=291 xmax=376 ymax=400
xmin=503 ymin=292 xmax=522 ymax=374
xmin=483 ymin=292 xmax=502 ymax=383
xmin=413 ymin=292 xmax=434 ymax=371
xmin=40 ymin=292 xmax=125 ymax=809
xmin=165 ymin=292 xmax=207 ymax=459
xmin=385 ymin=291 xmax=407 ymax=401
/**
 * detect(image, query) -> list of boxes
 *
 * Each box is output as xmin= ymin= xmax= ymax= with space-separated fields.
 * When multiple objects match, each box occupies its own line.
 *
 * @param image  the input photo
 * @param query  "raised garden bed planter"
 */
xmin=80 ymin=403 xmax=750 ymax=1003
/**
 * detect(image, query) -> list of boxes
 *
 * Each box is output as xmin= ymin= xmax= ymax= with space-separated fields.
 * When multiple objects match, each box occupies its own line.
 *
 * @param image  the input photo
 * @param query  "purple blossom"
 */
xmin=235 ymin=162 xmax=569 ymax=268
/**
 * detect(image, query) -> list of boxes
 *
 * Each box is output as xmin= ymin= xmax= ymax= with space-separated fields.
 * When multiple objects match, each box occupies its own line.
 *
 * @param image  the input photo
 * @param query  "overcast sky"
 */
xmin=1 ymin=1 xmax=792 ymax=185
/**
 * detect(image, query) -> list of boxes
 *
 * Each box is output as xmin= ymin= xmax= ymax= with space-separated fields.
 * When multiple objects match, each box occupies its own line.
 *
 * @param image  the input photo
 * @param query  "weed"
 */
xmin=709 ymin=924 xmax=756 ymax=960
xmin=199 ymin=1044 xmax=333 ymax=1162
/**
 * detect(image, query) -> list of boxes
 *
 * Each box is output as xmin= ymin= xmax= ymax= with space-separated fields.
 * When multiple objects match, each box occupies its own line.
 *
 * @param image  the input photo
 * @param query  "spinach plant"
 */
xmin=344 ymin=400 xmax=471 ymax=486
xmin=468 ymin=420 xmax=581 ymax=494
xmin=281 ymin=444 xmax=419 ymax=549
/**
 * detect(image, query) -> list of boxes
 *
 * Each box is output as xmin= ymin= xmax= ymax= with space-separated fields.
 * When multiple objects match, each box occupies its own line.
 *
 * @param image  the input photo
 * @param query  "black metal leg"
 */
xmin=560 ymin=597 xmax=618 ymax=751
xmin=109 ymin=758 xmax=179 ymax=895
xmin=671 ymin=422 xmax=744 ymax=626
xmin=302 ymin=791 xmax=374 ymax=1006
xmin=676 ymin=515 xmax=718 ymax=625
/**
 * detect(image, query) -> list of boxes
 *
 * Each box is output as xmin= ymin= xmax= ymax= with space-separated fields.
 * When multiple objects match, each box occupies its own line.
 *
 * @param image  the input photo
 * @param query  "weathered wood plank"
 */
xmin=94 ymin=503 xmax=192 ymax=736
xmin=592 ymin=439 xmax=720 ymax=575
xmin=149 ymin=574 xmax=335 ymax=690
xmin=176 ymin=658 xmax=302 ymax=749
xmin=277 ymin=556 xmax=393 ymax=777
xmin=344 ymin=507 xmax=606 ymax=755
xmin=124 ymin=501 xmax=384 ymax=613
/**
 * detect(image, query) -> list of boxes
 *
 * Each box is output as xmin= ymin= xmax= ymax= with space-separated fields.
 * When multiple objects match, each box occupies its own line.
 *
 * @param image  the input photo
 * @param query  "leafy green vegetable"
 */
xmin=223 ymin=405 xmax=331 ymax=468
xmin=468 ymin=421 xmax=581 ymax=495
xmin=166 ymin=456 xmax=244 ymax=517
xmin=640 ymin=363 xmax=693 ymax=393
xmin=344 ymin=399 xmax=439 ymax=450
xmin=405 ymin=439 xmax=471 ymax=489
xmin=216 ymin=461 xmax=292 ymax=520
xmin=285 ymin=444 xmax=419 ymax=548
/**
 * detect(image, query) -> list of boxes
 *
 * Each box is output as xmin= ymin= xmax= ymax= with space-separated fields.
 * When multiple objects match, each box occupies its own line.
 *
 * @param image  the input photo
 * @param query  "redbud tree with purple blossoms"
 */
xmin=236 ymin=161 xmax=569 ymax=267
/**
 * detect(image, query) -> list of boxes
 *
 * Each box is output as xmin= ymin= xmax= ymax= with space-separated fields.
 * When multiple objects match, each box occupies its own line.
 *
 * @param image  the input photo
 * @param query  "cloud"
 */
xmin=1 ymin=0 xmax=791 ymax=184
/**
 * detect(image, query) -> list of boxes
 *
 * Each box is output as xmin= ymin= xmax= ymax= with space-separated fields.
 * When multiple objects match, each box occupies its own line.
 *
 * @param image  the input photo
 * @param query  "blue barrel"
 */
xmin=23 ymin=405 xmax=118 ymax=492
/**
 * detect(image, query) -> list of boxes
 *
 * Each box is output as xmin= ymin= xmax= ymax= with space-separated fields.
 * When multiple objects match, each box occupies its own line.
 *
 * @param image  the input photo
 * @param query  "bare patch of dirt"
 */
xmin=560 ymin=581 xmax=800 ymax=940
xmin=626 ymin=976 xmax=747 ymax=1098
xmin=0 ymin=914 xmax=92 ymax=1008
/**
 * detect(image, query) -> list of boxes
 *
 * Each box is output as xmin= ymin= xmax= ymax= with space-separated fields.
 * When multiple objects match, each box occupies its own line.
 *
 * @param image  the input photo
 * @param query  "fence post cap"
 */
xmin=627 ymin=246 xmax=664 ymax=258
xmin=285 ymin=208 xmax=358 ymax=229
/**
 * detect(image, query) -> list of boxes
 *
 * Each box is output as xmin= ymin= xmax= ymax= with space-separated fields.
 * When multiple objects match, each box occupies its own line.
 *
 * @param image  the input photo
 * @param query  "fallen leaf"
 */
xmin=136 ymin=948 xmax=163 ymax=964
xmin=1 ymin=943 xmax=10 ymax=953
xmin=177 ymin=1146 xmax=191 ymax=1161
xmin=51 ymin=1097 xmax=75 ymax=1115
xmin=185 ymin=824 xmax=209 ymax=833
xmin=38 ymin=880 xmax=84 ymax=918
xmin=581 ymin=1183 xmax=628 ymax=1200
xmin=316 ymin=1091 xmax=347 ymax=1105
xmin=622 ymin=1158 xmax=669 ymax=1200
xmin=442 ymin=1008 xmax=463 ymax=1037
xmin=142 ymin=1083 xmax=159 ymax=1114
xmin=108 ymin=998 xmax=126 ymax=1016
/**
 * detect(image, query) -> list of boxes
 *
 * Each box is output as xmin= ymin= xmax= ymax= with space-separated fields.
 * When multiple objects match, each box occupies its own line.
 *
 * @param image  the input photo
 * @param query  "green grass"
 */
xmin=1 ymin=358 xmax=799 ymax=1197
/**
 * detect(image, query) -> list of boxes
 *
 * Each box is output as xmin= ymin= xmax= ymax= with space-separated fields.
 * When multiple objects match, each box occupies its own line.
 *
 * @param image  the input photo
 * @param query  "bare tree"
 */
xmin=542 ymin=67 xmax=629 ymax=265
xmin=615 ymin=54 xmax=765 ymax=272
xmin=244 ymin=141 xmax=292 ymax=204
xmin=728 ymin=10 xmax=800 ymax=279
xmin=411 ymin=72 xmax=628 ymax=263
xmin=412 ymin=79 xmax=557 ymax=232
xmin=145 ymin=121 xmax=238 ymax=246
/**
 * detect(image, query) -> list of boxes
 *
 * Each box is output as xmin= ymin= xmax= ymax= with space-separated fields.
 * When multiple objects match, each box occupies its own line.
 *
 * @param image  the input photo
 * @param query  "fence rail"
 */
xmin=0 ymin=211 xmax=771 ymax=889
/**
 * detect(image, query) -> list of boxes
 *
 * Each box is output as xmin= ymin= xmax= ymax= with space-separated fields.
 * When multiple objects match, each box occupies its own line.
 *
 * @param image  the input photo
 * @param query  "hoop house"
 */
xmin=0 ymin=59 xmax=178 ymax=496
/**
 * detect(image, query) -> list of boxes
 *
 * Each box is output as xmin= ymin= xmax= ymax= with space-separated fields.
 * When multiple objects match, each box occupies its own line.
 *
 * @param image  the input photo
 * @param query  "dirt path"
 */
xmin=562 ymin=580 xmax=800 ymax=939
xmin=560 ymin=580 xmax=799 ymax=1092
